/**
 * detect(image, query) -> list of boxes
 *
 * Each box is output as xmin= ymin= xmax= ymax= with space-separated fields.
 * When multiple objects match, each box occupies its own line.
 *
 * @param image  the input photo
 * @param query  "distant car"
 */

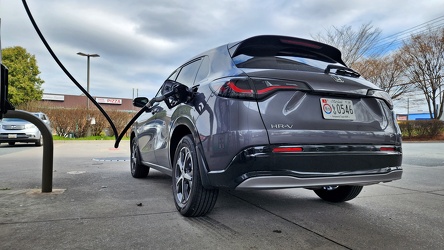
xmin=0 ymin=112 xmax=51 ymax=146
xmin=130 ymin=35 xmax=403 ymax=217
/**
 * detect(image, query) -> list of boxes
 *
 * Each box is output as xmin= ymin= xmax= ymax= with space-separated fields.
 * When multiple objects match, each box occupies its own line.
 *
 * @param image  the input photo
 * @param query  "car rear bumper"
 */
xmin=234 ymin=168 xmax=402 ymax=189
xmin=204 ymin=145 xmax=403 ymax=189
xmin=0 ymin=133 xmax=40 ymax=143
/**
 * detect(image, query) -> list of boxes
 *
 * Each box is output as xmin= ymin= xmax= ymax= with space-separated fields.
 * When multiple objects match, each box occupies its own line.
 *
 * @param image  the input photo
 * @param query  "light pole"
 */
xmin=77 ymin=52 xmax=100 ymax=109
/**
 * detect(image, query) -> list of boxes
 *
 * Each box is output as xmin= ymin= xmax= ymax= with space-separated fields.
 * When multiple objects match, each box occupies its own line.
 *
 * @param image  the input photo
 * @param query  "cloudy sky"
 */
xmin=1 ymin=0 xmax=444 ymax=100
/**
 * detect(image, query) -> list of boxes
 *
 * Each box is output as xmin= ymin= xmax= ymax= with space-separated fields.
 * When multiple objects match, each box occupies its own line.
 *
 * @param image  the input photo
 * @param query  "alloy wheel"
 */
xmin=174 ymin=146 xmax=193 ymax=206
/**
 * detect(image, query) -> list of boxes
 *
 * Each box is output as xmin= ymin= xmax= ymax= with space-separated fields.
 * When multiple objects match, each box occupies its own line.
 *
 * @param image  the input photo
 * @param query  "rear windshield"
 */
xmin=233 ymin=50 xmax=343 ymax=72
xmin=1 ymin=118 xmax=25 ymax=122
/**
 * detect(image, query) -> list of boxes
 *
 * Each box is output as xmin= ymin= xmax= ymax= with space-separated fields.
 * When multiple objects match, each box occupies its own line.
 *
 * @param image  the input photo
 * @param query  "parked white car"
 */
xmin=0 ymin=112 xmax=51 ymax=146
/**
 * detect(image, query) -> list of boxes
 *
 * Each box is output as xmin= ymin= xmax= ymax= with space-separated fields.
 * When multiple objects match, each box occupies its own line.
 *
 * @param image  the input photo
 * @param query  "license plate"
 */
xmin=320 ymin=98 xmax=356 ymax=120
xmin=8 ymin=134 xmax=17 ymax=139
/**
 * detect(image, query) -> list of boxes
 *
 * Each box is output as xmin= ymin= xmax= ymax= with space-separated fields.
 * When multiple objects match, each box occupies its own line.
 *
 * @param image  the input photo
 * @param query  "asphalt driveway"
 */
xmin=1 ymin=141 xmax=443 ymax=249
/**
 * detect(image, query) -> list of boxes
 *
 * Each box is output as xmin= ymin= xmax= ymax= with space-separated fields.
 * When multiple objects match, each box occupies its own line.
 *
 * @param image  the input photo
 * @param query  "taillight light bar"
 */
xmin=379 ymin=146 xmax=396 ymax=152
xmin=272 ymin=147 xmax=304 ymax=153
xmin=211 ymin=78 xmax=310 ymax=100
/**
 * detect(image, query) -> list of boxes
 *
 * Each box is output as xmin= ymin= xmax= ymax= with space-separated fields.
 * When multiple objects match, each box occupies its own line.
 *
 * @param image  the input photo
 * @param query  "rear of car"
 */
xmin=200 ymin=36 xmax=402 ymax=190
xmin=130 ymin=35 xmax=402 ymax=217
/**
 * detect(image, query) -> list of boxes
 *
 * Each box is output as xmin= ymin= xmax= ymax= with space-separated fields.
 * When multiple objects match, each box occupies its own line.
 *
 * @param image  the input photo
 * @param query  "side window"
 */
xmin=175 ymin=59 xmax=202 ymax=87
xmin=195 ymin=56 xmax=209 ymax=84
xmin=158 ymin=70 xmax=179 ymax=97
xmin=168 ymin=69 xmax=179 ymax=81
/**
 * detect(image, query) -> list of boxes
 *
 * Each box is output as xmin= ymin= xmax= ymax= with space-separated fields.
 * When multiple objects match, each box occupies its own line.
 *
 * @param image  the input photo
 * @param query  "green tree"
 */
xmin=1 ymin=46 xmax=44 ymax=106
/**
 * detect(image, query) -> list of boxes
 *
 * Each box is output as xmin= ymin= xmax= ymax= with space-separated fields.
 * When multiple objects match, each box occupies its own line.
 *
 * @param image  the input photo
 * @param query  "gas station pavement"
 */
xmin=1 ymin=140 xmax=444 ymax=249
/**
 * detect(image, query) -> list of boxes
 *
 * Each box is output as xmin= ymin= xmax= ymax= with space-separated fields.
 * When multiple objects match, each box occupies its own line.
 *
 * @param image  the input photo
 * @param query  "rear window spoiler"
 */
xmin=229 ymin=35 xmax=347 ymax=66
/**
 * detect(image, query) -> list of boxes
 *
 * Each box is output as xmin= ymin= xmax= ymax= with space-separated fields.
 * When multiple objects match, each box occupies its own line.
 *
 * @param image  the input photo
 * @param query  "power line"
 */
xmin=370 ymin=15 xmax=444 ymax=54
xmin=376 ymin=15 xmax=444 ymax=43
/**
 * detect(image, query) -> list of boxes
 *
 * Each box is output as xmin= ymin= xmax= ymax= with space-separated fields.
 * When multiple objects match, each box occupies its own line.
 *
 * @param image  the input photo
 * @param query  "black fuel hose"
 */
xmin=22 ymin=0 xmax=119 ymax=140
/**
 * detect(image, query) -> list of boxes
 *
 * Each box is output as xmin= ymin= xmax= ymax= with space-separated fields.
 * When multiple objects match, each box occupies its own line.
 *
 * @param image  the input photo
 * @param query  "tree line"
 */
xmin=313 ymin=23 xmax=444 ymax=120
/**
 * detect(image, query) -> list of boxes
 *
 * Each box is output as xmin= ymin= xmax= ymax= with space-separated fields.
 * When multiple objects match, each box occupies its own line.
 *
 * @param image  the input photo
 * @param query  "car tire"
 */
xmin=130 ymin=139 xmax=149 ymax=178
xmin=8 ymin=142 xmax=15 ymax=146
xmin=314 ymin=185 xmax=363 ymax=202
xmin=35 ymin=136 xmax=43 ymax=147
xmin=173 ymin=135 xmax=218 ymax=217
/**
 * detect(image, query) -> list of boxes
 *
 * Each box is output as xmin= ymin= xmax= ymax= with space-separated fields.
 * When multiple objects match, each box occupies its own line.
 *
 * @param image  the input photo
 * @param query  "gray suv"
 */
xmin=130 ymin=35 xmax=403 ymax=217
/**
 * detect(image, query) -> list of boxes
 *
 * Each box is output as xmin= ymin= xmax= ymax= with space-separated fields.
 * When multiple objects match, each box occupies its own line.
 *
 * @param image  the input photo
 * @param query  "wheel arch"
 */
xmin=170 ymin=117 xmax=213 ymax=188
xmin=169 ymin=116 xmax=199 ymax=167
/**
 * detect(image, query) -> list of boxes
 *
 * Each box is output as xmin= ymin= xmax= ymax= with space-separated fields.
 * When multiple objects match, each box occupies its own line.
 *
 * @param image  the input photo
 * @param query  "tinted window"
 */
xmin=176 ymin=59 xmax=202 ymax=87
xmin=195 ymin=56 xmax=209 ymax=84
xmin=1 ymin=118 xmax=25 ymax=122
xmin=233 ymin=50 xmax=343 ymax=72
xmin=168 ymin=70 xmax=179 ymax=81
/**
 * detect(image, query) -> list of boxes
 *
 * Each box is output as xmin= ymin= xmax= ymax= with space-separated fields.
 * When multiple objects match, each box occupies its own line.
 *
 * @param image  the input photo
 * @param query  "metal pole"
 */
xmin=4 ymin=110 xmax=54 ymax=192
xmin=77 ymin=52 xmax=99 ymax=137
xmin=86 ymin=55 xmax=90 ymax=110
xmin=407 ymin=98 xmax=409 ymax=121
xmin=77 ymin=52 xmax=99 ymax=109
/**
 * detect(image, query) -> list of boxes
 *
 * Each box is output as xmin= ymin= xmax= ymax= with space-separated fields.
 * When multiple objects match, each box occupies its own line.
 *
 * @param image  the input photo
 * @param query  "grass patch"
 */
xmin=52 ymin=135 xmax=129 ymax=141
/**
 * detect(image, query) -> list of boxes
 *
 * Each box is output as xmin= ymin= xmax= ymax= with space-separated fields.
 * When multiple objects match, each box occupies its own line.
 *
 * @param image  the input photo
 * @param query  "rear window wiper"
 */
xmin=324 ymin=65 xmax=361 ymax=78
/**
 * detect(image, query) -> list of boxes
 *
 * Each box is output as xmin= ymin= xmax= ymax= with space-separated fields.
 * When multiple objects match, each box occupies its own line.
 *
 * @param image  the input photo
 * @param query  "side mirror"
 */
xmin=133 ymin=97 xmax=149 ymax=108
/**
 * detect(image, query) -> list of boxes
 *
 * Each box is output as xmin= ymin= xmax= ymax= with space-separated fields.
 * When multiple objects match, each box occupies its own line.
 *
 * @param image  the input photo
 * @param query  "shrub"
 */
xmin=398 ymin=120 xmax=444 ymax=139
xmin=16 ymin=101 xmax=135 ymax=138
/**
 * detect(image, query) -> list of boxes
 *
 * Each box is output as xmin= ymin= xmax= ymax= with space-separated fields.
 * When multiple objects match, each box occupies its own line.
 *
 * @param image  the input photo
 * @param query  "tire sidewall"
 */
xmin=131 ymin=139 xmax=138 ymax=176
xmin=172 ymin=135 xmax=200 ymax=214
xmin=130 ymin=138 xmax=148 ymax=178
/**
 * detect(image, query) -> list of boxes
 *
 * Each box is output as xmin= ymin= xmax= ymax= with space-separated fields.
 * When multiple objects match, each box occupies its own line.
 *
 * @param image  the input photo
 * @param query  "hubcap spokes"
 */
xmin=175 ymin=147 xmax=193 ymax=205
xmin=131 ymin=142 xmax=137 ymax=174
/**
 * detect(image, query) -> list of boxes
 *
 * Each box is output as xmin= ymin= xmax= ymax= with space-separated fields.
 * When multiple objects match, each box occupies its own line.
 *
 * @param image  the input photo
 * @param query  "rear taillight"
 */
xmin=379 ymin=146 xmax=396 ymax=152
xmin=272 ymin=146 xmax=304 ymax=153
xmin=211 ymin=79 xmax=255 ymax=99
xmin=210 ymin=78 xmax=310 ymax=100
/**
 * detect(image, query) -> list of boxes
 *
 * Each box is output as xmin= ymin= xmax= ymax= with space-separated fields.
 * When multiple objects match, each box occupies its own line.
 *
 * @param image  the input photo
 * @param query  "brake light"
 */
xmin=211 ymin=78 xmax=310 ymax=100
xmin=280 ymin=39 xmax=322 ymax=49
xmin=256 ymin=85 xmax=300 ymax=94
xmin=226 ymin=81 xmax=253 ymax=94
xmin=273 ymin=147 xmax=303 ymax=153
xmin=379 ymin=146 xmax=396 ymax=152
xmin=213 ymin=79 xmax=255 ymax=99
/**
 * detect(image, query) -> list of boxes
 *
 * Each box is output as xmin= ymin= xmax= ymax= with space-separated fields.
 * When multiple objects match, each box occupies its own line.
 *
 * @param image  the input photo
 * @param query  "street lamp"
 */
xmin=77 ymin=52 xmax=100 ymax=109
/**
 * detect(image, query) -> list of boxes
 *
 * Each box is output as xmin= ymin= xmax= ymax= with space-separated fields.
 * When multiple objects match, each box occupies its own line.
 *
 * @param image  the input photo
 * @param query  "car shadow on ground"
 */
xmin=140 ymin=169 xmax=357 ymax=216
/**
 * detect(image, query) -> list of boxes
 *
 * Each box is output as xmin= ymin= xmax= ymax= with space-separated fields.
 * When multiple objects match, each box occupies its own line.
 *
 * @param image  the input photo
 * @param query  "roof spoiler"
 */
xmin=229 ymin=35 xmax=347 ymax=66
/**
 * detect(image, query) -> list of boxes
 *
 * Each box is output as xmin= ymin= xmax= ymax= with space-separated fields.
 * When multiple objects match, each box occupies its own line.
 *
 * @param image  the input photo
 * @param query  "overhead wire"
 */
xmin=370 ymin=15 xmax=444 ymax=54
xmin=21 ymin=0 xmax=119 ymax=141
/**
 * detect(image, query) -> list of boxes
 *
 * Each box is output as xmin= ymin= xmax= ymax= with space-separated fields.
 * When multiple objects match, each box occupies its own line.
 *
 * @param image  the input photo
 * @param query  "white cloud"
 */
xmin=1 ymin=0 xmax=444 ymax=99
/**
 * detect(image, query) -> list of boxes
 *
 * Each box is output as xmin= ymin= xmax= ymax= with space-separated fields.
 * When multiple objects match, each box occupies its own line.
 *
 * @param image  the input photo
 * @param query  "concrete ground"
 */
xmin=0 ymin=140 xmax=443 ymax=249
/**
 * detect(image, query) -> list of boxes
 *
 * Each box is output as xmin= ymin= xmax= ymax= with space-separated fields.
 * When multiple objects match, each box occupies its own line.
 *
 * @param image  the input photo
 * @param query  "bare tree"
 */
xmin=400 ymin=27 xmax=444 ymax=120
xmin=312 ymin=22 xmax=382 ymax=66
xmin=352 ymin=52 xmax=410 ymax=99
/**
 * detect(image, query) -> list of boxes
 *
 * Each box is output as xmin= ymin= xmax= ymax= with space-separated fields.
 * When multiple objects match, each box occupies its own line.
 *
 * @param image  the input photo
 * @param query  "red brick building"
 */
xmin=41 ymin=93 xmax=137 ymax=111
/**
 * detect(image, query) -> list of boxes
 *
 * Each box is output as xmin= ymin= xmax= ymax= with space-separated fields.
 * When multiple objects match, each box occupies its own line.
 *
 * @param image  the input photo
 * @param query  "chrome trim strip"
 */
xmin=142 ymin=161 xmax=172 ymax=176
xmin=235 ymin=169 xmax=403 ymax=189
